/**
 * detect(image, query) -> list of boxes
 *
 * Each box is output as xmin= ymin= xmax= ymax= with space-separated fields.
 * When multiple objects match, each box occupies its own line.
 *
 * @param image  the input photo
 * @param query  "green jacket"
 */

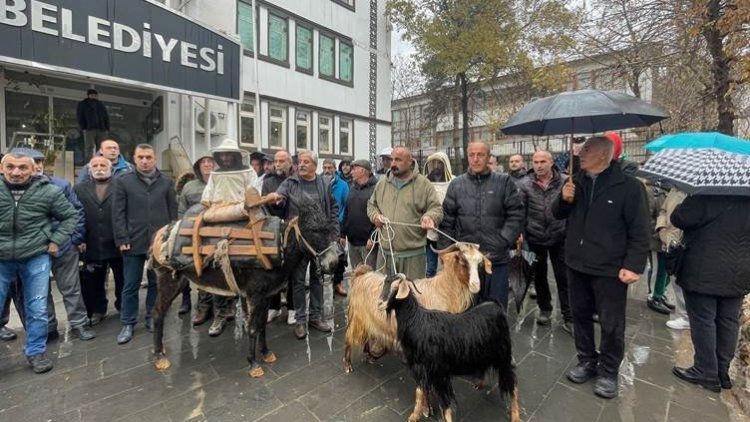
xmin=0 ymin=176 xmax=78 ymax=260
xmin=367 ymin=171 xmax=443 ymax=253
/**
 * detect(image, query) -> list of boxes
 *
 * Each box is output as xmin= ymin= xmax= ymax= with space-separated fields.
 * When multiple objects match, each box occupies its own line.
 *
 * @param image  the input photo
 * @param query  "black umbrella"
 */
xmin=501 ymin=89 xmax=669 ymax=174
xmin=508 ymin=244 xmax=536 ymax=314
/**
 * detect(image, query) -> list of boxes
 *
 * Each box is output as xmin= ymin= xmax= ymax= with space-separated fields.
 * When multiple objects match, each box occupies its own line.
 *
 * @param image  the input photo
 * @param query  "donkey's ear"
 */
xmin=395 ymin=280 xmax=410 ymax=299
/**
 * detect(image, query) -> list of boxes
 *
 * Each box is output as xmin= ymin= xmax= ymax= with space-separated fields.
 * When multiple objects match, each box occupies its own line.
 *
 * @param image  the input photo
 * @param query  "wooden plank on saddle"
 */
xmin=250 ymin=218 xmax=273 ymax=270
xmin=181 ymin=245 xmax=279 ymax=256
xmin=178 ymin=227 xmax=275 ymax=240
xmin=192 ymin=213 xmax=205 ymax=276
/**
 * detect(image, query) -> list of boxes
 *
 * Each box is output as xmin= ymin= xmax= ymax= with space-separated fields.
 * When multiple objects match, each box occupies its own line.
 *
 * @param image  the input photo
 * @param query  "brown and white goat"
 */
xmin=343 ymin=243 xmax=490 ymax=373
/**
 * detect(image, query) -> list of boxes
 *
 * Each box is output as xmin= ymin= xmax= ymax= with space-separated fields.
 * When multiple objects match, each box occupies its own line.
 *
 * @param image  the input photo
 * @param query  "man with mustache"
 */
xmin=75 ymin=156 xmax=125 ymax=327
xmin=367 ymin=146 xmax=443 ymax=280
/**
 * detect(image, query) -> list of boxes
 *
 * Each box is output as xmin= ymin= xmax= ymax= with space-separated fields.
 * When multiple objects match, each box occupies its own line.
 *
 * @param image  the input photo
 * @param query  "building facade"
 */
xmin=0 ymin=0 xmax=391 ymax=179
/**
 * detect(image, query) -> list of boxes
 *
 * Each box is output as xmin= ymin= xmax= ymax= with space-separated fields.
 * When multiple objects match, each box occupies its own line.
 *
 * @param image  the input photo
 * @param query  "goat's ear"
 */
xmin=395 ymin=280 xmax=410 ymax=299
xmin=483 ymin=257 xmax=493 ymax=274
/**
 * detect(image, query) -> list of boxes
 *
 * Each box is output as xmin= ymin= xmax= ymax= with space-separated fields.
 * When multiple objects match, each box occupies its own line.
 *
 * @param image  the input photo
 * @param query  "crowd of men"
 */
xmin=0 ymin=134 xmax=747 ymax=400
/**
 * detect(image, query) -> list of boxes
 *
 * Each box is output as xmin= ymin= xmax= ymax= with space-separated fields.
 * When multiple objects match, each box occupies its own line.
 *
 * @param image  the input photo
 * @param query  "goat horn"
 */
xmin=430 ymin=243 xmax=459 ymax=255
xmin=408 ymin=278 xmax=422 ymax=295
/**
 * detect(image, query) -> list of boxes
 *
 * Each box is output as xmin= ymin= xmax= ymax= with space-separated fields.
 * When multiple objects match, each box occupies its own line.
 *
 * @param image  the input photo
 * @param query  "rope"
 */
xmin=363 ymin=217 xmax=461 ymax=275
xmin=214 ymin=239 xmax=242 ymax=296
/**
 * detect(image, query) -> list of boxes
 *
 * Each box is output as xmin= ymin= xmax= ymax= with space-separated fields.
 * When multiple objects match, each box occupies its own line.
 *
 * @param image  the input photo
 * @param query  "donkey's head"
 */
xmin=288 ymin=193 xmax=340 ymax=275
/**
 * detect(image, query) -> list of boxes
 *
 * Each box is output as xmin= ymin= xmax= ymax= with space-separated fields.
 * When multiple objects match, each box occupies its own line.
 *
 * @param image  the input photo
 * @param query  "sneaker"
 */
xmin=594 ymin=376 xmax=618 ymax=399
xmin=26 ymin=353 xmax=53 ymax=374
xmin=0 ymin=326 xmax=17 ymax=341
xmin=666 ymin=317 xmax=690 ymax=330
xmin=536 ymin=310 xmax=552 ymax=326
xmin=208 ymin=316 xmax=227 ymax=337
xmin=287 ymin=311 xmax=297 ymax=326
xmin=267 ymin=309 xmax=282 ymax=323
xmin=658 ymin=296 xmax=676 ymax=310
xmin=309 ymin=320 xmax=333 ymax=333
xmin=294 ymin=323 xmax=307 ymax=339
xmin=567 ymin=362 xmax=598 ymax=384
xmin=647 ymin=296 xmax=671 ymax=315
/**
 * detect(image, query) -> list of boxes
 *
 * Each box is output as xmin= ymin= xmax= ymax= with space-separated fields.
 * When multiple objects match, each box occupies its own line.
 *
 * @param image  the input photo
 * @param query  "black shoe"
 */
xmin=594 ymin=376 xmax=618 ymax=399
xmin=672 ymin=366 xmax=721 ymax=392
xmin=647 ymin=296 xmax=671 ymax=315
xmin=27 ymin=353 xmax=53 ymax=374
xmin=536 ymin=310 xmax=552 ymax=326
xmin=74 ymin=326 xmax=96 ymax=341
xmin=145 ymin=317 xmax=154 ymax=333
xmin=567 ymin=362 xmax=598 ymax=384
xmin=117 ymin=325 xmax=134 ymax=345
xmin=561 ymin=321 xmax=573 ymax=335
xmin=309 ymin=320 xmax=333 ymax=333
xmin=294 ymin=323 xmax=307 ymax=339
xmin=47 ymin=331 xmax=60 ymax=342
xmin=0 ymin=326 xmax=17 ymax=341
xmin=89 ymin=313 xmax=105 ymax=326
xmin=658 ymin=296 xmax=676 ymax=311
xmin=719 ymin=372 xmax=733 ymax=390
xmin=178 ymin=297 xmax=191 ymax=315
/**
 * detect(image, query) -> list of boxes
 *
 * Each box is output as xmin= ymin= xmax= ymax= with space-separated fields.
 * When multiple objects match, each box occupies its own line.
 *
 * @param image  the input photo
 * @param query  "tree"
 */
xmin=387 ymin=0 xmax=578 ymax=168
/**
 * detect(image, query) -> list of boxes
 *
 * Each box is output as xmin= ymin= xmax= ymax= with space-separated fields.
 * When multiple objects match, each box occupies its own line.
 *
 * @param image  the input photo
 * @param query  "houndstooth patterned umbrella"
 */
xmin=640 ymin=148 xmax=750 ymax=196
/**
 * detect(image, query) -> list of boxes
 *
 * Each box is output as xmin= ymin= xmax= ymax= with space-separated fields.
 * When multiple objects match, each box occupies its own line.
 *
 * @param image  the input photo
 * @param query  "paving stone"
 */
xmin=257 ymin=401 xmax=319 ymax=422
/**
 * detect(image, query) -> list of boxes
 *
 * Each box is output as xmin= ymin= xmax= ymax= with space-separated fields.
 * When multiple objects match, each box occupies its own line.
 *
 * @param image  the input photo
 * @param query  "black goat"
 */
xmin=382 ymin=274 xmax=520 ymax=422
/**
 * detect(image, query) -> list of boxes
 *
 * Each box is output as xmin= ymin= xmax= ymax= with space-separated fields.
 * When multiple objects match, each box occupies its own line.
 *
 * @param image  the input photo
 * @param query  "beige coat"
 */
xmin=656 ymin=188 xmax=687 ymax=249
xmin=201 ymin=168 xmax=258 ymax=205
xmin=424 ymin=152 xmax=454 ymax=242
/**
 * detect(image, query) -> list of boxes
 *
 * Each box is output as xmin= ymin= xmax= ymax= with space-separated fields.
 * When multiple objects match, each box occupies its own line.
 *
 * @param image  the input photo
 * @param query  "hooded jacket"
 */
xmin=324 ymin=172 xmax=350 ymax=225
xmin=552 ymin=163 xmax=650 ymax=277
xmin=343 ymin=174 xmax=378 ymax=246
xmin=517 ymin=169 xmax=566 ymax=247
xmin=438 ymin=170 xmax=525 ymax=264
xmin=47 ymin=175 xmax=86 ymax=255
xmin=76 ymin=97 xmax=109 ymax=131
xmin=178 ymin=156 xmax=212 ymax=218
xmin=0 ymin=175 xmax=78 ymax=260
xmin=367 ymin=171 xmax=443 ymax=253
xmin=423 ymin=152 xmax=454 ymax=242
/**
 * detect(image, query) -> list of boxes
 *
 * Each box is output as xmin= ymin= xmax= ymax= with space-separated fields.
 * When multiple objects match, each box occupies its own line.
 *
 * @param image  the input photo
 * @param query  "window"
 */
xmin=318 ymin=115 xmax=332 ymax=154
xmin=240 ymin=100 xmax=256 ymax=147
xmin=238 ymin=1 xmax=254 ymax=53
xmin=319 ymin=34 xmax=335 ymax=78
xmin=339 ymin=42 xmax=353 ymax=83
xmin=339 ymin=118 xmax=352 ymax=155
xmin=295 ymin=111 xmax=311 ymax=150
xmin=269 ymin=106 xmax=286 ymax=149
xmin=296 ymin=25 xmax=313 ymax=73
xmin=267 ymin=13 xmax=288 ymax=63
xmin=332 ymin=0 xmax=355 ymax=9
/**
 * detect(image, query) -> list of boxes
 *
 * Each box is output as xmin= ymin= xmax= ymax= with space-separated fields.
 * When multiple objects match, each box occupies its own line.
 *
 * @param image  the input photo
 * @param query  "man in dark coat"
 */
xmin=112 ymin=144 xmax=177 ymax=345
xmin=517 ymin=150 xmax=571 ymax=332
xmin=76 ymin=89 xmax=110 ymax=157
xmin=75 ymin=156 xmax=124 ymax=326
xmin=263 ymin=150 xmax=294 ymax=324
xmin=552 ymin=136 xmax=650 ymax=399
xmin=266 ymin=150 xmax=339 ymax=339
xmin=671 ymin=195 xmax=750 ymax=392
xmin=508 ymin=154 xmax=527 ymax=180
xmin=438 ymin=141 xmax=525 ymax=309
xmin=343 ymin=159 xmax=378 ymax=269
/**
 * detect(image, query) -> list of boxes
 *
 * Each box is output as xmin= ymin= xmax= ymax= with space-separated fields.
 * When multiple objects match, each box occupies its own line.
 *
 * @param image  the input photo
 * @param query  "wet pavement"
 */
xmin=0 ymin=274 xmax=748 ymax=422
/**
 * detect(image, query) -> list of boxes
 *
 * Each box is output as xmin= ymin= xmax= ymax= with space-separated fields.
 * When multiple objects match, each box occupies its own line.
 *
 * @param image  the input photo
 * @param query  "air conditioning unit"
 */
xmin=195 ymin=105 xmax=228 ymax=135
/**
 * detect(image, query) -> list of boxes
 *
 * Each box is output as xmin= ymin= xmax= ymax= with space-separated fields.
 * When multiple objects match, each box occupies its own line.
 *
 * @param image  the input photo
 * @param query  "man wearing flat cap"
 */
xmin=344 ymin=159 xmax=378 ymax=269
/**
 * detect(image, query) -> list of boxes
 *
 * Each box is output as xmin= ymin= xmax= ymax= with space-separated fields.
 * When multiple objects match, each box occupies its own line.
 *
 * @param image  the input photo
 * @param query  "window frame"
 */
xmin=265 ymin=11 xmax=290 ymax=66
xmin=318 ymin=32 xmax=336 ymax=80
xmin=295 ymin=110 xmax=311 ymax=151
xmin=338 ymin=40 xmax=354 ymax=86
xmin=318 ymin=115 xmax=333 ymax=155
xmin=237 ymin=0 xmax=256 ymax=57
xmin=239 ymin=100 xmax=257 ymax=147
xmin=338 ymin=118 xmax=353 ymax=156
xmin=331 ymin=0 xmax=355 ymax=12
xmin=295 ymin=24 xmax=314 ymax=75
xmin=268 ymin=105 xmax=287 ymax=150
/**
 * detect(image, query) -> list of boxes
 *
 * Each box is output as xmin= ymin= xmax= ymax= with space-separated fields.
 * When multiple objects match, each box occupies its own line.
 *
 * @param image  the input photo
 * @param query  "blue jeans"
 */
xmin=481 ymin=262 xmax=509 ymax=310
xmin=121 ymin=254 xmax=157 ymax=326
xmin=0 ymin=254 xmax=51 ymax=356
xmin=425 ymin=242 xmax=438 ymax=278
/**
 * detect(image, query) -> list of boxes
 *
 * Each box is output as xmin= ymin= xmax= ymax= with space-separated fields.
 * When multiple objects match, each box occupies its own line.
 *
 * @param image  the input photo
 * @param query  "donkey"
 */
xmin=148 ymin=195 xmax=340 ymax=377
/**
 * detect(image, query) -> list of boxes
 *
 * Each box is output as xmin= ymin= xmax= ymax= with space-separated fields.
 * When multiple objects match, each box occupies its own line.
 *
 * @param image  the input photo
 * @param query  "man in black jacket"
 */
xmin=76 ymin=89 xmax=110 ymax=157
xmin=75 ymin=156 xmax=123 ymax=327
xmin=112 ymin=144 xmax=177 ymax=345
xmin=518 ymin=150 xmax=571 ymax=332
xmin=343 ymin=160 xmax=377 ymax=269
xmin=552 ymin=136 xmax=649 ymax=399
xmin=439 ymin=141 xmax=525 ymax=309
xmin=267 ymin=150 xmax=339 ymax=339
